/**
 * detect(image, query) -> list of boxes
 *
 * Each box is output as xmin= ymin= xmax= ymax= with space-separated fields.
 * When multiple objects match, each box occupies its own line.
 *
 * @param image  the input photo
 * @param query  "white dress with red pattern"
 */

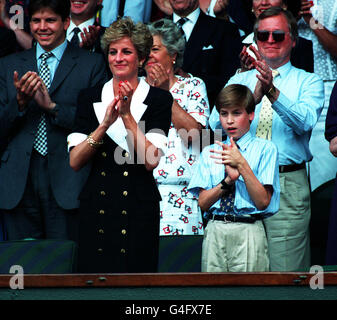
xmin=154 ymin=76 xmax=210 ymax=236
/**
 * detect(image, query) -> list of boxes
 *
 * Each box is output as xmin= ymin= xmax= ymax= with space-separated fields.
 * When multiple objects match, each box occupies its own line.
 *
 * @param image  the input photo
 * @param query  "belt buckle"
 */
xmin=223 ymin=214 xmax=232 ymax=223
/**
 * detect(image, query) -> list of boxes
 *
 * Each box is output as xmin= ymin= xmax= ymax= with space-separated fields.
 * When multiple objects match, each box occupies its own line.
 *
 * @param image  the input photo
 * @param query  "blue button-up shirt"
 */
xmin=209 ymin=62 xmax=324 ymax=165
xmin=188 ymin=131 xmax=280 ymax=218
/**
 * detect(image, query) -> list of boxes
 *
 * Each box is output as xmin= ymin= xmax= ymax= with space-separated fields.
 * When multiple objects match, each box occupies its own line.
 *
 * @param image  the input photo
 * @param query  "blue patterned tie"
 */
xmin=220 ymin=177 xmax=235 ymax=214
xmin=33 ymin=52 xmax=53 ymax=156
xmin=220 ymin=192 xmax=235 ymax=213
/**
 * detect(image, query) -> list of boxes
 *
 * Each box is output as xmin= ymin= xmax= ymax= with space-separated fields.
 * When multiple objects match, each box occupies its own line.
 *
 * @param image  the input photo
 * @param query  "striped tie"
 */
xmin=176 ymin=18 xmax=187 ymax=41
xmin=33 ymin=52 xmax=53 ymax=156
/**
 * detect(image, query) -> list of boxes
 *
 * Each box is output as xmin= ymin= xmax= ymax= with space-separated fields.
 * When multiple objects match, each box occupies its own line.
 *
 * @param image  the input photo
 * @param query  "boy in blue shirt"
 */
xmin=188 ymin=84 xmax=280 ymax=272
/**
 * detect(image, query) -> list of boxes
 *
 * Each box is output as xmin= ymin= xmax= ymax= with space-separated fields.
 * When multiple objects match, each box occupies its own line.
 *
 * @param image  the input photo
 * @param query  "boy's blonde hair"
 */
xmin=215 ymin=84 xmax=255 ymax=114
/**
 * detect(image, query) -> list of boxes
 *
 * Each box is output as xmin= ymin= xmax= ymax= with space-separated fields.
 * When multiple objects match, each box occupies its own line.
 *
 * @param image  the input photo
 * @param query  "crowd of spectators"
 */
xmin=0 ymin=0 xmax=336 ymax=273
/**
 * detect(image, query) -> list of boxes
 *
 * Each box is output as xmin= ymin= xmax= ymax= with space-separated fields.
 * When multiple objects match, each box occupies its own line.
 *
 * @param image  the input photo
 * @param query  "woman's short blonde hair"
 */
xmin=101 ymin=17 xmax=153 ymax=64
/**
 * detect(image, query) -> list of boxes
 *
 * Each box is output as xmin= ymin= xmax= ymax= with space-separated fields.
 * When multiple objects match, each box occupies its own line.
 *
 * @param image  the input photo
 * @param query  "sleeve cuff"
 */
xmin=67 ymin=132 xmax=87 ymax=152
xmin=145 ymin=132 xmax=168 ymax=154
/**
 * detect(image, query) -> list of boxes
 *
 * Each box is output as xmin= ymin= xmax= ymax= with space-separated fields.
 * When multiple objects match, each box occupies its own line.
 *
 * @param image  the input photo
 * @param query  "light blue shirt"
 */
xmin=36 ymin=40 xmax=68 ymax=83
xmin=100 ymin=0 xmax=152 ymax=27
xmin=188 ymin=131 xmax=280 ymax=218
xmin=209 ymin=62 xmax=325 ymax=165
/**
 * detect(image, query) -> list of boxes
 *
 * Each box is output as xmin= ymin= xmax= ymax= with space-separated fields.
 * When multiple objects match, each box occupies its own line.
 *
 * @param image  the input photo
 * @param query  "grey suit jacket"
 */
xmin=0 ymin=42 xmax=108 ymax=210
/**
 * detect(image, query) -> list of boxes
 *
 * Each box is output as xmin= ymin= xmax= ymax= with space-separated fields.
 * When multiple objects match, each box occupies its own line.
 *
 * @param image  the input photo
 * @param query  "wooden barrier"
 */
xmin=0 ymin=271 xmax=336 ymax=288
xmin=0 ymin=272 xmax=337 ymax=301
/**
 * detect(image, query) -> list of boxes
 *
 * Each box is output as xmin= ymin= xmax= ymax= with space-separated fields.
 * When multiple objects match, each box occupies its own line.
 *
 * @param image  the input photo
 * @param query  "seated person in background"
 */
xmin=145 ymin=18 xmax=210 ymax=271
xmin=188 ymin=84 xmax=280 ymax=272
xmin=240 ymin=0 xmax=314 ymax=73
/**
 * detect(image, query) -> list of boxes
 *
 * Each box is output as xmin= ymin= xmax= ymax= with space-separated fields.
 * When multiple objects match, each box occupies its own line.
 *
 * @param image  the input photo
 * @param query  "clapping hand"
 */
xmin=213 ymin=0 xmax=229 ymax=16
xmin=299 ymin=0 xmax=314 ymax=24
xmin=116 ymin=80 xmax=134 ymax=116
xmin=246 ymin=45 xmax=273 ymax=104
xmin=210 ymin=138 xmax=241 ymax=182
xmin=14 ymin=71 xmax=57 ymax=112
xmin=239 ymin=45 xmax=257 ymax=72
xmin=0 ymin=0 xmax=8 ymax=25
xmin=146 ymin=62 xmax=170 ymax=91
xmin=102 ymin=96 xmax=119 ymax=128
xmin=79 ymin=25 xmax=101 ymax=50
xmin=14 ymin=71 xmax=41 ymax=111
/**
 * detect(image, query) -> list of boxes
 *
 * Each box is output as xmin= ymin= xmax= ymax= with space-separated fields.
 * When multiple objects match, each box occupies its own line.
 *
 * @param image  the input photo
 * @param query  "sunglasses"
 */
xmin=256 ymin=30 xmax=288 ymax=42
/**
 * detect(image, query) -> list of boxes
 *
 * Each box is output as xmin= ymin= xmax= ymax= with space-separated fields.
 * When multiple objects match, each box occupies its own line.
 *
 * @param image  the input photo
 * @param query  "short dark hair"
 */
xmin=254 ymin=7 xmax=298 ymax=42
xmin=28 ymin=0 xmax=70 ymax=21
xmin=216 ymin=84 xmax=255 ymax=114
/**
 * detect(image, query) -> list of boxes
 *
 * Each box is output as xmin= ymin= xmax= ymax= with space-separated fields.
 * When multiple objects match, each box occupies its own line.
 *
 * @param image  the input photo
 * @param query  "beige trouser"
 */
xmin=263 ymin=168 xmax=311 ymax=272
xmin=201 ymin=219 xmax=269 ymax=272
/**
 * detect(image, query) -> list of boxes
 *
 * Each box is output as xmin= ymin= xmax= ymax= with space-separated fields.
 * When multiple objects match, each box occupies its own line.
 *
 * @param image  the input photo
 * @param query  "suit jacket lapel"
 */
xmin=49 ymin=42 xmax=77 ymax=95
xmin=94 ymin=78 xmax=150 ymax=152
xmin=184 ymin=11 xmax=214 ymax=69
xmin=15 ymin=47 xmax=40 ymax=126
xmin=19 ymin=47 xmax=38 ymax=75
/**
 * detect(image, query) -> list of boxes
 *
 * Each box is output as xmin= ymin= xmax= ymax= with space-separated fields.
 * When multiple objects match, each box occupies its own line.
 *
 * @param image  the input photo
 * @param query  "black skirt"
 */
xmin=77 ymin=139 xmax=160 ymax=273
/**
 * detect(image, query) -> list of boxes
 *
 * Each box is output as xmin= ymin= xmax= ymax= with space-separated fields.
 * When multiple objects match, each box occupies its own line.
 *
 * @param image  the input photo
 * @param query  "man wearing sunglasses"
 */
xmin=209 ymin=7 xmax=324 ymax=272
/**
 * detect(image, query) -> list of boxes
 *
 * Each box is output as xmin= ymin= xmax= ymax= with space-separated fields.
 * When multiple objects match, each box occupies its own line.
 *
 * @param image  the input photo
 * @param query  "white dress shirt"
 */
xmin=172 ymin=8 xmax=200 ymax=42
xmin=66 ymin=17 xmax=96 ymax=44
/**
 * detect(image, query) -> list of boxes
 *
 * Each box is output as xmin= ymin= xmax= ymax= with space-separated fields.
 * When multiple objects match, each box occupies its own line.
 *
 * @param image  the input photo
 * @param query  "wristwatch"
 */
xmin=49 ymin=104 xmax=59 ymax=118
xmin=220 ymin=178 xmax=231 ymax=191
xmin=267 ymin=85 xmax=277 ymax=98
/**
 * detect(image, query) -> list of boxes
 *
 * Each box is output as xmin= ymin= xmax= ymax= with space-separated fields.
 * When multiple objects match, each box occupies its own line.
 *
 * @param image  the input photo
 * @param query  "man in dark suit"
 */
xmin=169 ymin=0 xmax=242 ymax=109
xmin=0 ymin=0 xmax=108 ymax=240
